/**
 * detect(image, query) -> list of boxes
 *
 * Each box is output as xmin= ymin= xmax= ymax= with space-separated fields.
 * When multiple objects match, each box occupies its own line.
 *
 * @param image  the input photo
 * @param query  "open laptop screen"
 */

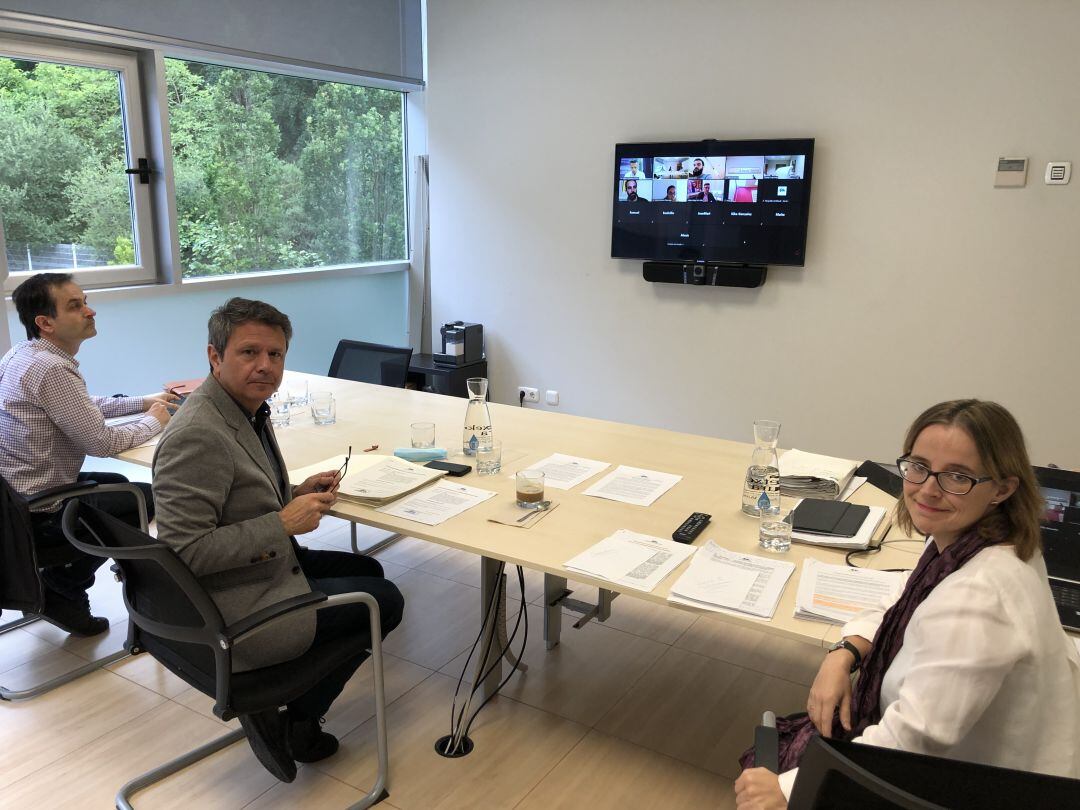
xmin=1036 ymin=467 xmax=1080 ymax=582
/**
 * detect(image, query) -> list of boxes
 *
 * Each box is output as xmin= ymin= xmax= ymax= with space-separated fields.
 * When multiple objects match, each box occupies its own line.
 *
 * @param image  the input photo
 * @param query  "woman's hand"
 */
xmin=807 ymin=648 xmax=856 ymax=737
xmin=734 ymin=767 xmax=787 ymax=809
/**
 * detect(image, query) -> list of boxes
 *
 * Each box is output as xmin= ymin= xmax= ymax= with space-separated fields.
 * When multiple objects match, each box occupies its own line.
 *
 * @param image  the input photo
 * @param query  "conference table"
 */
xmin=119 ymin=371 xmax=923 ymax=702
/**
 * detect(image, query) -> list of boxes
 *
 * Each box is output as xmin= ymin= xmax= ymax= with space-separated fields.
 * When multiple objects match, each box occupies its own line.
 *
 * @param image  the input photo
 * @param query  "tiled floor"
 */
xmin=0 ymin=517 xmax=825 ymax=809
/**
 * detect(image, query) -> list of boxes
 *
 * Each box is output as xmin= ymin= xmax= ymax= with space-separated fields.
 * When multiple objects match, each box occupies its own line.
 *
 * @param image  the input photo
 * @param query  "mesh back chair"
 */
xmin=61 ymin=499 xmax=390 ymax=810
xmin=328 ymin=340 xmax=413 ymax=389
xmin=327 ymin=339 xmax=413 ymax=556
xmin=0 ymin=476 xmax=145 ymax=701
xmin=788 ymin=736 xmax=1080 ymax=809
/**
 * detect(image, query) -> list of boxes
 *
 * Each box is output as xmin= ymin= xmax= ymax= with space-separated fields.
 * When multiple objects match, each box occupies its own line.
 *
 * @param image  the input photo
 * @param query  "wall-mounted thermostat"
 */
xmin=1045 ymin=162 xmax=1071 ymax=185
xmin=994 ymin=157 xmax=1027 ymax=187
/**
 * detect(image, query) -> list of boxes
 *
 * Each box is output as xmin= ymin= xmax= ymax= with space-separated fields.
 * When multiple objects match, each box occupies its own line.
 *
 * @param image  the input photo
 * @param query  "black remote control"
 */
xmin=673 ymin=512 xmax=711 ymax=544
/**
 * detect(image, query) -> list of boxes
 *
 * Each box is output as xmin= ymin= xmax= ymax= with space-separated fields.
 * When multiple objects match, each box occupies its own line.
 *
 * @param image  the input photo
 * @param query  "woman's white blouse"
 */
xmin=779 ymin=543 xmax=1080 ymax=799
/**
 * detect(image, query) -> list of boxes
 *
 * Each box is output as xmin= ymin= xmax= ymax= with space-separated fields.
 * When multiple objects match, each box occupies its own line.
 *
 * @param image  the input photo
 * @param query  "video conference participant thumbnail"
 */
xmin=687 ymin=179 xmax=720 ymax=201
xmin=620 ymin=157 xmax=647 ymax=179
xmin=656 ymin=180 xmax=687 ymax=203
xmin=618 ymin=178 xmax=652 ymax=203
xmin=725 ymin=155 xmax=765 ymax=179
xmin=764 ymin=154 xmax=805 ymax=179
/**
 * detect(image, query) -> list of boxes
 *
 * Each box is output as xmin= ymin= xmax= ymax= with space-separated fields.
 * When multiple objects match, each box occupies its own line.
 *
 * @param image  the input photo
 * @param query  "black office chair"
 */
xmin=327 ymin=339 xmax=413 ymax=555
xmin=61 ymin=498 xmax=390 ymax=810
xmin=787 ymin=736 xmax=1080 ymax=809
xmin=328 ymin=339 xmax=413 ymax=389
xmin=0 ymin=475 xmax=145 ymax=701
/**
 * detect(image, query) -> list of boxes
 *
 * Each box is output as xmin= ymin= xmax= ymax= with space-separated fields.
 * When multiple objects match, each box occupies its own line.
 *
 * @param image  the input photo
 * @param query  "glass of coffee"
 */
xmin=516 ymin=470 xmax=545 ymax=508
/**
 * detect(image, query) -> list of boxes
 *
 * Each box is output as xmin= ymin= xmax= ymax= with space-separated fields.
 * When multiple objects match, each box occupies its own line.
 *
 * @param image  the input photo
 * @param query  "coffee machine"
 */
xmin=434 ymin=321 xmax=484 ymax=367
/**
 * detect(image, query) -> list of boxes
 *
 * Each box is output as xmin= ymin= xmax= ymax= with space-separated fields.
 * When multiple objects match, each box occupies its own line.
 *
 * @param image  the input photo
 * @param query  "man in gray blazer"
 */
xmin=152 ymin=297 xmax=403 ymax=783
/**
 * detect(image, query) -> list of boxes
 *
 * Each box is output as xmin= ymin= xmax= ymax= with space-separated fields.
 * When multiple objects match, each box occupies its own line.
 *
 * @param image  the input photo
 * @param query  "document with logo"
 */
xmin=668 ymin=542 xmax=796 ymax=619
xmin=522 ymin=453 xmax=609 ymax=490
xmin=376 ymin=480 xmax=496 ymax=525
xmin=794 ymin=558 xmax=904 ymax=625
xmin=564 ymin=529 xmax=695 ymax=592
xmin=582 ymin=465 xmax=682 ymax=507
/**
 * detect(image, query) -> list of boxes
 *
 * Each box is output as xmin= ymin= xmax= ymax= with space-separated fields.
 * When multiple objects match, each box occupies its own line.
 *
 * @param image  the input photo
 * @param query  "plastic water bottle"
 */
xmin=741 ymin=420 xmax=781 ymax=517
xmin=462 ymin=377 xmax=493 ymax=456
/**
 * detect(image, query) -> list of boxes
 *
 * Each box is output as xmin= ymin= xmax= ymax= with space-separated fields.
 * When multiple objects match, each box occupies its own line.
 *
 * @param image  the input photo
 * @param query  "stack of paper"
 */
xmin=336 ymin=456 xmax=446 ymax=506
xmin=668 ymin=542 xmax=796 ymax=619
xmin=791 ymin=505 xmax=890 ymax=551
xmin=521 ymin=453 xmax=609 ymax=490
xmin=376 ymin=480 xmax=496 ymax=525
xmin=564 ymin=529 xmax=695 ymax=592
xmin=794 ymin=558 xmax=904 ymax=625
xmin=582 ymin=465 xmax=682 ymax=507
xmin=779 ymin=449 xmax=858 ymax=500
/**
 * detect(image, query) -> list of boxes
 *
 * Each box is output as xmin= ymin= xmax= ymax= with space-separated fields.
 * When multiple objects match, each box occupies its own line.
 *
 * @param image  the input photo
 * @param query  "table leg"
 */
xmin=544 ymin=572 xmax=567 ymax=650
xmin=476 ymin=556 xmax=504 ymax=703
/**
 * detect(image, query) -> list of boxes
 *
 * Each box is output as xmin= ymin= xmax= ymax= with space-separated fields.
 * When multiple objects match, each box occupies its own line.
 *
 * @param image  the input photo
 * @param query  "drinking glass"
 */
xmin=475 ymin=439 xmax=502 ymax=475
xmin=759 ymin=501 xmax=793 ymax=553
xmin=286 ymin=378 xmax=309 ymax=407
xmin=516 ymin=470 xmax=545 ymax=508
xmin=310 ymin=391 xmax=336 ymax=425
xmin=269 ymin=391 xmax=291 ymax=428
xmin=410 ymin=421 xmax=436 ymax=448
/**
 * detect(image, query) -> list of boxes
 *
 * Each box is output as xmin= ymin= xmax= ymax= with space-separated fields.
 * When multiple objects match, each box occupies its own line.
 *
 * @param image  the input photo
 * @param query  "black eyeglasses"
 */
xmin=896 ymin=457 xmax=994 ymax=495
xmin=337 ymin=446 xmax=351 ymax=481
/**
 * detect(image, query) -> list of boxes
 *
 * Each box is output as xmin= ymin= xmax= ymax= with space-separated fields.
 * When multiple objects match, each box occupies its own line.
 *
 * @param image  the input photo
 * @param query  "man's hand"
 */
xmin=143 ymin=391 xmax=181 ymax=412
xmin=293 ymin=470 xmax=340 ymax=497
xmin=279 ymin=490 xmax=336 ymax=535
xmin=147 ymin=400 xmax=174 ymax=428
xmin=734 ymin=767 xmax=787 ymax=809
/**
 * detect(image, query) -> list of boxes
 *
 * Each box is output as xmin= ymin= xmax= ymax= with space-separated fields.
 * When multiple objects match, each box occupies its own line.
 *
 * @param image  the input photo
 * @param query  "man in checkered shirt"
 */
xmin=0 ymin=273 xmax=178 ymax=636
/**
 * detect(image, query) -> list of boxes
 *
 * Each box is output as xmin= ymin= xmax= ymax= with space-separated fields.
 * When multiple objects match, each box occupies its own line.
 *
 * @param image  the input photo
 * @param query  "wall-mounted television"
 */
xmin=611 ymin=138 xmax=814 ymax=267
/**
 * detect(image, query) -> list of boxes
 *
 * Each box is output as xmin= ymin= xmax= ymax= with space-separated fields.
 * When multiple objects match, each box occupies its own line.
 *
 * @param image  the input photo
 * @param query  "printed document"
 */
xmin=794 ymin=558 xmax=904 ymax=625
xmin=376 ymin=480 xmax=496 ymax=525
xmin=522 ymin=453 xmax=609 ymax=490
xmin=668 ymin=542 xmax=796 ymax=619
xmin=564 ymin=529 xmax=695 ymax=592
xmin=582 ymin=465 xmax=682 ymax=507
xmin=336 ymin=456 xmax=446 ymax=506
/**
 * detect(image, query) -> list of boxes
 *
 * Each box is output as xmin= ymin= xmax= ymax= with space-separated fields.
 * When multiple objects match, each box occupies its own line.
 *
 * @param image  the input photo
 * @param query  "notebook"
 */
xmin=791 ymin=499 xmax=870 ymax=538
xmin=1035 ymin=466 xmax=1080 ymax=633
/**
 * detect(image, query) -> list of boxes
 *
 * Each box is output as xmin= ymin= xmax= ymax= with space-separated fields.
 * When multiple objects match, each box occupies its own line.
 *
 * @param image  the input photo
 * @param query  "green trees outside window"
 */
xmin=0 ymin=52 xmax=407 ymax=280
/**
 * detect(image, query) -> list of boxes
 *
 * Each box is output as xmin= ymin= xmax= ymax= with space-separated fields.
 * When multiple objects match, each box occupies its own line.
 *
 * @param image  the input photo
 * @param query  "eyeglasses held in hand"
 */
xmin=895 ymin=457 xmax=993 ymax=495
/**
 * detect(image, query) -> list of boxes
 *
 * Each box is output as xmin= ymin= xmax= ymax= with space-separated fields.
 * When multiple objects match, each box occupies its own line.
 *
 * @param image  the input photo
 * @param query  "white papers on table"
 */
xmin=337 ymin=456 xmax=446 ymax=506
xmin=779 ymin=449 xmax=858 ymax=500
xmin=376 ymin=480 xmax=496 ymax=525
xmin=522 ymin=453 xmax=609 ymax=490
xmin=791 ymin=505 xmax=889 ymax=551
xmin=839 ymin=476 xmax=868 ymax=502
xmin=582 ymin=465 xmax=682 ymax=507
xmin=668 ymin=542 xmax=796 ymax=619
xmin=794 ymin=558 xmax=904 ymax=625
xmin=564 ymin=529 xmax=695 ymax=592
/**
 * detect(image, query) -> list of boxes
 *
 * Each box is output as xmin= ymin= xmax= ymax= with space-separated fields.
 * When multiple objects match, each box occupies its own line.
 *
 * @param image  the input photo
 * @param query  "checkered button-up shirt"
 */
xmin=0 ymin=339 xmax=161 ymax=512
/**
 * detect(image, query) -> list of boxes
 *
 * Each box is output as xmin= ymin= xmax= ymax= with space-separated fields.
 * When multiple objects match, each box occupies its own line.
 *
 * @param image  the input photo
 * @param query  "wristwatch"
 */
xmin=827 ymin=638 xmax=863 ymax=673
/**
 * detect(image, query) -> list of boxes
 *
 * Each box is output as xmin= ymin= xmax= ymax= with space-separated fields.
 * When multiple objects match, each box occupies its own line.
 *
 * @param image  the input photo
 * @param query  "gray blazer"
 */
xmin=152 ymin=374 xmax=314 ymax=672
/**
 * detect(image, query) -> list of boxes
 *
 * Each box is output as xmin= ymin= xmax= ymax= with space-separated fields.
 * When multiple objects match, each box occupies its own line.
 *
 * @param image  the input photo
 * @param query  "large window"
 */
xmin=0 ymin=36 xmax=157 ymax=288
xmin=0 ymin=35 xmax=409 ymax=288
xmin=166 ymin=59 xmax=407 ymax=278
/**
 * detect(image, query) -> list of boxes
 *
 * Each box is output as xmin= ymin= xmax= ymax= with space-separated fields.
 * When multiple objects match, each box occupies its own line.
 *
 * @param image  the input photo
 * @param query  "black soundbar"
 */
xmin=643 ymin=261 xmax=767 ymax=288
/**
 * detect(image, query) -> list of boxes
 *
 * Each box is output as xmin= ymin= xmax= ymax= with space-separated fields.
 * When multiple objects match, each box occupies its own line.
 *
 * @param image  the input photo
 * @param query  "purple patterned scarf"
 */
xmin=739 ymin=527 xmax=1003 ymax=773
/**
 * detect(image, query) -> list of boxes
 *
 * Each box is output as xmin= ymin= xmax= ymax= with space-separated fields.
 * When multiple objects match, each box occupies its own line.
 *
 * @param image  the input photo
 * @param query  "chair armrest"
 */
xmin=224 ymin=591 xmax=328 ymax=642
xmin=25 ymin=480 xmax=100 ymax=506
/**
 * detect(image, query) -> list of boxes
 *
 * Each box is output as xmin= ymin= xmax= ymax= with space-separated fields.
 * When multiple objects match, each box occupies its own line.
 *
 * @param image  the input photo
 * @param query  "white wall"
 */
xmin=426 ymin=0 xmax=1080 ymax=467
xmin=5 ymin=271 xmax=409 ymax=395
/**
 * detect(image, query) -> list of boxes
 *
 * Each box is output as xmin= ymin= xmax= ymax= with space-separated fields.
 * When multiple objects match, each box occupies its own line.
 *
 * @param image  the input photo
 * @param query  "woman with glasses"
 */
xmin=736 ymin=399 xmax=1080 ymax=809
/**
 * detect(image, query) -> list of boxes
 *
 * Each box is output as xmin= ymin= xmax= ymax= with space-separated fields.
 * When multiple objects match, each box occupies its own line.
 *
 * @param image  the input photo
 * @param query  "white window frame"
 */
xmin=0 ymin=33 xmax=159 ymax=291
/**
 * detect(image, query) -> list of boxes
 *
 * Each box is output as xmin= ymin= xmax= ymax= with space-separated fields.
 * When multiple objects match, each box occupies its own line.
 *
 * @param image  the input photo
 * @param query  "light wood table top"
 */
xmin=121 ymin=371 xmax=924 ymax=649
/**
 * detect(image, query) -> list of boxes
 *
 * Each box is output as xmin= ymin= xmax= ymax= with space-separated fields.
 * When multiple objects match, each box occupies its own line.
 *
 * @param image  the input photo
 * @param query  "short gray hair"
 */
xmin=207 ymin=297 xmax=293 ymax=356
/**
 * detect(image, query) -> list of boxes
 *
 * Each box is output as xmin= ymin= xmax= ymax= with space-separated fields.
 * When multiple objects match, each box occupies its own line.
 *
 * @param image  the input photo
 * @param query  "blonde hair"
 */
xmin=895 ymin=400 xmax=1043 ymax=561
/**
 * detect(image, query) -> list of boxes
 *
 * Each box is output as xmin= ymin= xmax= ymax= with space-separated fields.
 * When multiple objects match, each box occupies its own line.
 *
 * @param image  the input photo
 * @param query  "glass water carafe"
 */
xmin=462 ymin=377 xmax=493 ymax=456
xmin=741 ymin=419 xmax=781 ymax=516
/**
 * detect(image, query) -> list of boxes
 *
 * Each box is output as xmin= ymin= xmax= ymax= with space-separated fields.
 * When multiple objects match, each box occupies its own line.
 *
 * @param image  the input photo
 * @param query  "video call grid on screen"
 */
xmin=612 ymin=139 xmax=814 ymax=265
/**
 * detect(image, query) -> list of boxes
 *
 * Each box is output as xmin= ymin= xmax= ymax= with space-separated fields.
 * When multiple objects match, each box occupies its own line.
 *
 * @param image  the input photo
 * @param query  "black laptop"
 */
xmin=1036 ymin=466 xmax=1080 ymax=633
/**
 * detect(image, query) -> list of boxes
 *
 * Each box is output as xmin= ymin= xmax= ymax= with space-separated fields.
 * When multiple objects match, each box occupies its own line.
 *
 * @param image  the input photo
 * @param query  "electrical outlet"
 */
xmin=545 ymin=390 xmax=559 ymax=406
xmin=518 ymin=387 xmax=539 ymax=403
